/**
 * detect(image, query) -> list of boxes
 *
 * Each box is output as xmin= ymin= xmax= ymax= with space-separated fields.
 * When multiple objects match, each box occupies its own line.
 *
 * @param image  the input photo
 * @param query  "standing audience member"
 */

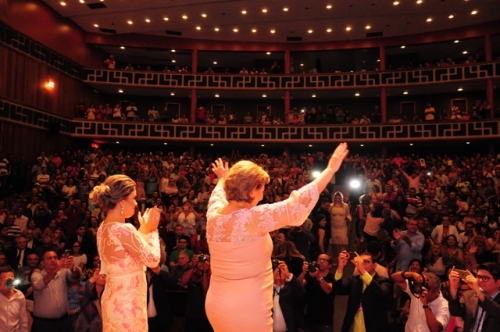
xmin=0 ymin=265 xmax=28 ymax=332
xmin=31 ymin=250 xmax=81 ymax=332
xmin=391 ymin=219 xmax=425 ymax=271
xmin=335 ymin=251 xmax=392 ymax=332
xmin=448 ymin=263 xmax=500 ymax=332
xmin=74 ymin=268 xmax=105 ymax=332
xmin=392 ymin=270 xmax=450 ymax=332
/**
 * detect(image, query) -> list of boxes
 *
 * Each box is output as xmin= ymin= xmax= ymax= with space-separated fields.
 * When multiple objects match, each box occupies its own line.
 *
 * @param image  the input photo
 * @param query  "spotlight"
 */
xmin=349 ymin=179 xmax=361 ymax=189
xmin=312 ymin=171 xmax=321 ymax=179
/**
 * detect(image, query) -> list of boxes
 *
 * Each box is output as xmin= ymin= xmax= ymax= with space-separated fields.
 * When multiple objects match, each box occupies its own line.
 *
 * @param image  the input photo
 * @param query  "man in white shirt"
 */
xmin=0 ymin=265 xmax=29 ymax=332
xmin=392 ymin=270 xmax=450 ymax=332
xmin=14 ymin=208 xmax=28 ymax=233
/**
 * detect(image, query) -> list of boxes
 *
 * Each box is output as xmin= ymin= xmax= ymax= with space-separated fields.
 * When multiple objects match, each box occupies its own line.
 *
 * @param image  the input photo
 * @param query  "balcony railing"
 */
xmin=83 ymin=62 xmax=500 ymax=90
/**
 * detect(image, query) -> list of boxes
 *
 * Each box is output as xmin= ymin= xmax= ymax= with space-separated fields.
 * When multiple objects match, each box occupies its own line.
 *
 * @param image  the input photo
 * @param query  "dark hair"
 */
xmin=359 ymin=251 xmax=376 ymax=262
xmin=477 ymin=262 xmax=500 ymax=281
xmin=408 ymin=259 xmax=424 ymax=273
xmin=371 ymin=205 xmax=384 ymax=218
xmin=0 ymin=265 xmax=15 ymax=274
xmin=366 ymin=241 xmax=382 ymax=257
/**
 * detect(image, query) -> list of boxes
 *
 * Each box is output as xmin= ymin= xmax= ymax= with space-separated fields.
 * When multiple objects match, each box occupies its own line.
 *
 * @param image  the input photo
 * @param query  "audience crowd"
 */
xmin=1 ymin=146 xmax=500 ymax=331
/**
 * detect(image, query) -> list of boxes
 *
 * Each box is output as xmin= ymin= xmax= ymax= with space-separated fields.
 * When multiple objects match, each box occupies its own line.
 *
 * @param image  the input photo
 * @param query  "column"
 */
xmin=284 ymin=90 xmax=291 ymax=120
xmin=486 ymin=79 xmax=494 ymax=118
xmin=284 ymin=50 xmax=291 ymax=74
xmin=191 ymin=49 xmax=198 ymax=73
xmin=380 ymin=87 xmax=387 ymax=123
xmin=379 ymin=46 xmax=386 ymax=71
xmin=190 ymin=89 xmax=197 ymax=123
xmin=484 ymin=34 xmax=492 ymax=62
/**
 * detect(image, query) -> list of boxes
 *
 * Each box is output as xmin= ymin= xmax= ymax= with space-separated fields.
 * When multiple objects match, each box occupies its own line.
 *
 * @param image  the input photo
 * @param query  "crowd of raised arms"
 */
xmin=0 ymin=147 xmax=500 ymax=331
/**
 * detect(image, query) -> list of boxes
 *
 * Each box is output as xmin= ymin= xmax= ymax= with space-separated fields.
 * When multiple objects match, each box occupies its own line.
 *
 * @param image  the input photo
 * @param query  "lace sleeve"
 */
xmin=250 ymin=182 xmax=319 ymax=236
xmin=207 ymin=185 xmax=228 ymax=216
xmin=114 ymin=224 xmax=160 ymax=268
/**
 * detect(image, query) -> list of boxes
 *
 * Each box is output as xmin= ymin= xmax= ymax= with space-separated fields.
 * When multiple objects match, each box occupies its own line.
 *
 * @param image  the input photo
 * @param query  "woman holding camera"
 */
xmin=206 ymin=143 xmax=348 ymax=332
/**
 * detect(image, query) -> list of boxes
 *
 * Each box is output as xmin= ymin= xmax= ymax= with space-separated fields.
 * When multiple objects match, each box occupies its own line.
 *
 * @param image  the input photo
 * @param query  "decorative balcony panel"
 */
xmin=0 ymin=98 xmax=72 ymax=134
xmin=71 ymin=120 xmax=500 ymax=143
xmin=83 ymin=62 xmax=500 ymax=90
xmin=0 ymin=20 xmax=83 ymax=79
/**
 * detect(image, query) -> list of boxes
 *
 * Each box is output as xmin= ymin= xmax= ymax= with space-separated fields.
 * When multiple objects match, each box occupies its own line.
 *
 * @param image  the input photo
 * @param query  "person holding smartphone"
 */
xmin=448 ymin=264 xmax=500 ymax=332
xmin=0 ymin=265 xmax=28 ymax=332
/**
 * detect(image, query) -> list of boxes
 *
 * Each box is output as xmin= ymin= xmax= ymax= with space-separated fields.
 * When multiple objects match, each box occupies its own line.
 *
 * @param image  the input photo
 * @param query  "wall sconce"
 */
xmin=45 ymin=80 xmax=55 ymax=89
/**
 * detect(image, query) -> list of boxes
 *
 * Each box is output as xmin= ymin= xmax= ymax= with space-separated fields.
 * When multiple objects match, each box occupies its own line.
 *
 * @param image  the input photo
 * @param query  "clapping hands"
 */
xmin=211 ymin=158 xmax=229 ymax=179
xmin=139 ymin=207 xmax=160 ymax=233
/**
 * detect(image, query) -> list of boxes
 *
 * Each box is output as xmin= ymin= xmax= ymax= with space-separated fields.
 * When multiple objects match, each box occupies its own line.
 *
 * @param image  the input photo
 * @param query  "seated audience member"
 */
xmin=335 ymin=251 xmax=392 ymax=332
xmin=7 ymin=236 xmax=34 ymax=270
xmin=269 ymin=260 xmax=306 ymax=332
xmin=0 ymin=265 xmax=28 ymax=332
xmin=392 ymin=270 xmax=450 ymax=332
xmin=168 ymin=237 xmax=194 ymax=268
xmin=448 ymin=263 xmax=500 ymax=332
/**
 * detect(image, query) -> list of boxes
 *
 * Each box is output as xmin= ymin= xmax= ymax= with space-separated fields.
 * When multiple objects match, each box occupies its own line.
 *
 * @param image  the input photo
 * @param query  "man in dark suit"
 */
xmin=448 ymin=263 xmax=500 ymax=332
xmin=146 ymin=265 xmax=175 ymax=332
xmin=7 ymin=236 xmax=34 ymax=269
xmin=65 ymin=223 xmax=96 ymax=257
xmin=334 ymin=251 xmax=393 ymax=332
xmin=272 ymin=260 xmax=306 ymax=332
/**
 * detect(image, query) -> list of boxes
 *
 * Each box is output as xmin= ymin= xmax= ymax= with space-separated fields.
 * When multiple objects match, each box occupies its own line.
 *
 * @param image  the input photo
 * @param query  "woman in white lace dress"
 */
xmin=205 ymin=143 xmax=349 ymax=332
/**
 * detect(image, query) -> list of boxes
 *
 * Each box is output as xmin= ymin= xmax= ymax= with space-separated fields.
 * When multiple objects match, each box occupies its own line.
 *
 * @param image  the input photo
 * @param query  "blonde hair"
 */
xmin=89 ymin=174 xmax=136 ymax=212
xmin=224 ymin=160 xmax=269 ymax=203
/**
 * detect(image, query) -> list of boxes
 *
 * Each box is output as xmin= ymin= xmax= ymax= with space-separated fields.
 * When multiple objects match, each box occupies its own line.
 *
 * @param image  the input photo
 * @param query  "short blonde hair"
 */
xmin=89 ymin=174 xmax=136 ymax=212
xmin=224 ymin=160 xmax=269 ymax=203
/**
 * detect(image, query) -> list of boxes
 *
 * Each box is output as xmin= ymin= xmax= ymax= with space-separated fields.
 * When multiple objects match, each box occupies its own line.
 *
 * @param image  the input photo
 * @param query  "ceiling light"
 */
xmin=127 ymin=20 xmax=133 ymax=25
xmin=360 ymin=144 xmax=364 ymax=147
xmin=377 ymin=59 xmax=381 ymax=62
xmin=401 ymin=45 xmax=406 ymax=49
xmin=266 ymin=52 xmax=271 ymax=55
xmin=416 ymin=0 xmax=423 ymax=4
xmin=403 ymin=91 xmax=408 ymax=95
xmin=241 ymin=10 xmax=247 ymax=14
xmin=215 ymin=94 xmax=219 ymax=98
xmin=145 ymin=18 xmax=150 ymax=23
xmin=309 ymin=145 xmax=313 ymax=147
xmin=79 ymin=0 xmax=84 ymax=3
xmin=409 ymin=143 xmax=413 ymax=146
xmin=365 ymin=25 xmax=371 ymax=29
xmin=458 ymin=88 xmax=463 ymax=91
xmin=172 ymin=60 xmax=176 ymax=63
xmin=201 ymin=13 xmax=207 ymax=18
xmin=326 ymin=4 xmax=332 ymax=9
xmin=466 ymin=142 xmax=470 ymax=145
xmin=283 ymin=7 xmax=289 ymax=12
xmin=270 ymin=29 xmax=276 ymax=34
xmin=214 ymin=27 xmax=219 ymax=31
xmin=393 ymin=1 xmax=399 ymax=5
xmin=116 ymin=141 xmax=120 ymax=144
xmin=45 ymin=81 xmax=55 ymax=89
xmin=170 ymin=92 xmax=175 ymax=96
xmin=171 ymin=49 xmax=176 ymax=52
xmin=60 ymin=2 xmax=66 ymax=6
xmin=355 ymin=93 xmax=360 ymax=97
xmin=182 ymin=15 xmax=188 ymax=19
xmin=462 ymin=50 xmax=468 ymax=54
xmin=312 ymin=94 xmax=316 ymax=98
xmin=164 ymin=143 xmax=168 ymax=145
xmin=345 ymin=26 xmax=351 ymax=31
xmin=233 ymin=28 xmax=238 ymax=32
xmin=471 ymin=10 xmax=477 ymax=15
xmin=252 ymin=28 xmax=257 ymax=33
xmin=196 ymin=26 xmax=201 ymax=30
xmin=118 ymin=89 xmax=123 ymax=93
xmin=93 ymin=24 xmax=99 ymax=27
xmin=163 ymin=17 xmax=169 ymax=21
xmin=308 ymin=29 xmax=313 ymax=34
xmin=262 ymin=94 xmax=267 ymax=98
xmin=454 ymin=40 xmax=459 ymax=43
xmin=213 ymin=61 xmax=217 ymax=65
xmin=262 ymin=8 xmax=268 ymax=13
xmin=326 ymin=28 xmax=332 ymax=33
xmin=300 ymin=63 xmax=304 ymax=66
xmin=120 ymin=46 xmax=125 ymax=49
xmin=210 ymin=144 xmax=214 ymax=146
xmin=261 ymin=144 xmax=265 ymax=147
xmin=448 ymin=14 xmax=454 ymax=19
xmin=426 ymin=18 xmax=432 ymax=22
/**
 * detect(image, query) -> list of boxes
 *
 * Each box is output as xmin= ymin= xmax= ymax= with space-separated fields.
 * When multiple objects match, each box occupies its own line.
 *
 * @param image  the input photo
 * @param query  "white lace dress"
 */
xmin=205 ymin=182 xmax=319 ymax=332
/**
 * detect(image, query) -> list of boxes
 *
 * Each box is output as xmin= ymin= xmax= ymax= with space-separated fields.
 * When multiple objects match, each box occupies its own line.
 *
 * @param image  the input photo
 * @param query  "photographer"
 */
xmin=298 ymin=253 xmax=334 ymax=332
xmin=0 ymin=265 xmax=28 ymax=332
xmin=271 ymin=260 xmax=306 ymax=332
xmin=391 ymin=270 xmax=450 ymax=332
xmin=448 ymin=264 xmax=500 ymax=332
xmin=335 ymin=251 xmax=392 ymax=332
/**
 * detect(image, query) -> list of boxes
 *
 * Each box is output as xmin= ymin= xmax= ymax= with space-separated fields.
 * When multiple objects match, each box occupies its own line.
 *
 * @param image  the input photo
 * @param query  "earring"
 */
xmin=120 ymin=205 xmax=124 ymax=215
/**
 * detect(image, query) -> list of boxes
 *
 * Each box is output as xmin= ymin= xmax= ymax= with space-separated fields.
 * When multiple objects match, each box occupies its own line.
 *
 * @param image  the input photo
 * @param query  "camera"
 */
xmin=199 ymin=254 xmax=208 ymax=263
xmin=272 ymin=259 xmax=280 ymax=271
xmin=62 ymin=249 xmax=71 ymax=258
xmin=6 ymin=279 xmax=20 ymax=288
xmin=308 ymin=261 xmax=319 ymax=273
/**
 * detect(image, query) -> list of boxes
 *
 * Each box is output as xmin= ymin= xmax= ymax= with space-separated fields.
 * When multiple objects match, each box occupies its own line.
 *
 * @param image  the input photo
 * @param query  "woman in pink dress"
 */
xmin=89 ymin=174 xmax=160 ymax=332
xmin=205 ymin=143 xmax=349 ymax=332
